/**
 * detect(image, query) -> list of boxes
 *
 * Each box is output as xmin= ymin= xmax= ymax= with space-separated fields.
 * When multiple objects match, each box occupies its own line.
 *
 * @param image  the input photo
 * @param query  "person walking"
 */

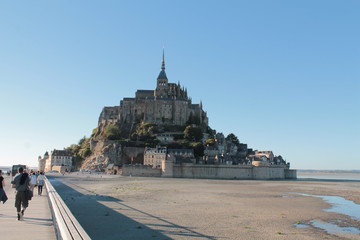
xmin=37 ymin=172 xmax=45 ymax=196
xmin=29 ymin=172 xmax=37 ymax=193
xmin=0 ymin=170 xmax=8 ymax=204
xmin=11 ymin=167 xmax=30 ymax=221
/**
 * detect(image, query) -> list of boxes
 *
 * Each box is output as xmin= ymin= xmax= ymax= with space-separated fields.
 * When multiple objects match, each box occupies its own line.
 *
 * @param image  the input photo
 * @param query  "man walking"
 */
xmin=11 ymin=167 xmax=30 ymax=221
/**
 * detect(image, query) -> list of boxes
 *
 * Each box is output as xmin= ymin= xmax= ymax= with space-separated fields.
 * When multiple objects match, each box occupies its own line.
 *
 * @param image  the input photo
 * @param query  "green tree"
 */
xmin=186 ymin=113 xmax=200 ymax=125
xmin=190 ymin=142 xmax=204 ymax=158
xmin=64 ymin=136 xmax=91 ymax=169
xmin=79 ymin=147 xmax=92 ymax=158
xmin=78 ymin=136 xmax=87 ymax=145
xmin=184 ymin=125 xmax=203 ymax=142
xmin=145 ymin=136 xmax=161 ymax=148
xmin=206 ymin=126 xmax=216 ymax=138
xmin=205 ymin=138 xmax=216 ymax=146
xmin=131 ymin=122 xmax=157 ymax=141
xmin=104 ymin=125 xmax=122 ymax=140
xmin=226 ymin=133 xmax=240 ymax=145
xmin=167 ymin=140 xmax=190 ymax=149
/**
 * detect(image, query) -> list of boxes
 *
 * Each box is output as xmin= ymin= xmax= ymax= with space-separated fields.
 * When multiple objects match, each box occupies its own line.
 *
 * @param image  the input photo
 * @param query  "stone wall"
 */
xmin=171 ymin=164 xmax=296 ymax=180
xmin=119 ymin=163 xmax=296 ymax=180
xmin=285 ymin=169 xmax=297 ymax=179
xmin=252 ymin=166 xmax=285 ymax=180
xmin=122 ymin=165 xmax=161 ymax=177
xmin=52 ymin=165 xmax=71 ymax=173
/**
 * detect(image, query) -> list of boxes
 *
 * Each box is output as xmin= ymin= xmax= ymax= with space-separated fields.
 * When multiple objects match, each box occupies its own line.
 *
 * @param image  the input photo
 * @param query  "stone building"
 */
xmin=144 ymin=146 xmax=195 ymax=168
xmin=144 ymin=146 xmax=167 ymax=168
xmin=44 ymin=149 xmax=72 ymax=172
xmin=254 ymin=151 xmax=274 ymax=162
xmin=98 ymin=52 xmax=208 ymax=128
xmin=38 ymin=151 xmax=49 ymax=172
xmin=168 ymin=149 xmax=195 ymax=164
xmin=156 ymin=133 xmax=174 ymax=144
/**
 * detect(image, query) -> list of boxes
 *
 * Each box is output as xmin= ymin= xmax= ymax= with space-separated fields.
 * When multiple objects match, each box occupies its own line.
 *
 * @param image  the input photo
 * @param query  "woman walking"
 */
xmin=37 ymin=172 xmax=45 ymax=196
xmin=29 ymin=172 xmax=37 ymax=193
xmin=0 ymin=170 xmax=8 ymax=203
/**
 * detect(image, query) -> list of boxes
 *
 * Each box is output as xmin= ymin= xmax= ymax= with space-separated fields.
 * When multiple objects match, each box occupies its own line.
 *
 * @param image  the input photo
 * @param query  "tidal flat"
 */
xmin=48 ymin=173 xmax=360 ymax=240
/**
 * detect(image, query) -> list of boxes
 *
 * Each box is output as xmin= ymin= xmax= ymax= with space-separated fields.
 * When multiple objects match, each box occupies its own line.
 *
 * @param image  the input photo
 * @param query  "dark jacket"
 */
xmin=12 ymin=173 xmax=30 ymax=192
xmin=0 ymin=188 xmax=8 ymax=203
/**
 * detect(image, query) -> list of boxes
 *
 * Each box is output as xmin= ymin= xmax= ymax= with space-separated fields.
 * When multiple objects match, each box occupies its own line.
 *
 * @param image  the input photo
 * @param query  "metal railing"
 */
xmin=45 ymin=177 xmax=91 ymax=240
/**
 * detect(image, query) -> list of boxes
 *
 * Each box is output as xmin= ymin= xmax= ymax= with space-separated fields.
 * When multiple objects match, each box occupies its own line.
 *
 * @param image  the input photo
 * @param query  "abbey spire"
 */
xmin=161 ymin=49 xmax=165 ymax=71
xmin=157 ymin=49 xmax=168 ymax=80
xmin=156 ymin=50 xmax=169 ymax=97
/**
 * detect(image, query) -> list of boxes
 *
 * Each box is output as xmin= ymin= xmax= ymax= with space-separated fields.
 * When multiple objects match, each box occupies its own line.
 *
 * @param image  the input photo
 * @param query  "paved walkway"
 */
xmin=0 ymin=175 xmax=56 ymax=240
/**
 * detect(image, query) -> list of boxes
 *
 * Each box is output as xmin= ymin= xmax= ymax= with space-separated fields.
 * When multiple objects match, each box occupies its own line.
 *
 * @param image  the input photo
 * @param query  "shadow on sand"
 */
xmin=48 ymin=176 xmax=216 ymax=240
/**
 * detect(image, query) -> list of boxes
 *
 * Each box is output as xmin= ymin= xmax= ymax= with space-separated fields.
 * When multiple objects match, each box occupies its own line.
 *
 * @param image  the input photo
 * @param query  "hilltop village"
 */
xmin=38 ymin=53 xmax=296 ymax=180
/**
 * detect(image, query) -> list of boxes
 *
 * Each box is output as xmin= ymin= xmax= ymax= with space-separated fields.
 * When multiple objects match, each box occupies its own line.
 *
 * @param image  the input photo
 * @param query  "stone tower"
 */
xmin=155 ymin=50 xmax=168 ymax=98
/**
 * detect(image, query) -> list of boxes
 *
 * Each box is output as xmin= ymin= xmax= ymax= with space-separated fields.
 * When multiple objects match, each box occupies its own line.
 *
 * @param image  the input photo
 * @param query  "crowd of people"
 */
xmin=0 ymin=168 xmax=46 ymax=221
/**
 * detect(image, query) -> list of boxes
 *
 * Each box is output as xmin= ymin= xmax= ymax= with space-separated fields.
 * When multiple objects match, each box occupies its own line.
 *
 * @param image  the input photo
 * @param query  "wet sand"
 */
xmin=47 ymin=173 xmax=360 ymax=240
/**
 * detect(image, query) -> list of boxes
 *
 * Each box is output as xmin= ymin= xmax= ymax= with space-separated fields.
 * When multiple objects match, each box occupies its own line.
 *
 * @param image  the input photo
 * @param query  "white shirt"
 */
xmin=30 ymin=175 xmax=37 ymax=185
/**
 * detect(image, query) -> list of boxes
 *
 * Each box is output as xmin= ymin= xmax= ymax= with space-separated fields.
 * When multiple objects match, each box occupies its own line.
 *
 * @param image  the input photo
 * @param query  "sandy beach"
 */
xmin=47 ymin=173 xmax=360 ymax=240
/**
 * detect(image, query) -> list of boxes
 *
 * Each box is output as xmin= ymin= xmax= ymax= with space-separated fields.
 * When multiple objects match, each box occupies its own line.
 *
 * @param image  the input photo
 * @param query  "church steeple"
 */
xmin=157 ymin=49 xmax=168 ymax=80
xmin=155 ymin=50 xmax=169 ymax=97
xmin=161 ymin=49 xmax=165 ymax=71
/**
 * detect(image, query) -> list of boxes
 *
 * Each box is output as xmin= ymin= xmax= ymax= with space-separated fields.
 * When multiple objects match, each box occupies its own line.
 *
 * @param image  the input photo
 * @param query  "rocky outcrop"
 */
xmin=80 ymin=139 xmax=144 ymax=171
xmin=81 ymin=139 xmax=122 ymax=171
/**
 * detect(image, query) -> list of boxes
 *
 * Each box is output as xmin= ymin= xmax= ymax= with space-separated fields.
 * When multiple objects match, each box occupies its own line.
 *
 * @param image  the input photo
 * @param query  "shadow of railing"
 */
xmin=48 ymin=176 xmax=216 ymax=240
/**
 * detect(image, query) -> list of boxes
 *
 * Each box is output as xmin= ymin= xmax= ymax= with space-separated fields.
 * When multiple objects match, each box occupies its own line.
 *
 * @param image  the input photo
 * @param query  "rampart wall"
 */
xmin=172 ymin=164 xmax=293 ymax=179
xmin=121 ymin=163 xmax=297 ymax=180
xmin=285 ymin=169 xmax=297 ymax=179
xmin=122 ymin=165 xmax=161 ymax=177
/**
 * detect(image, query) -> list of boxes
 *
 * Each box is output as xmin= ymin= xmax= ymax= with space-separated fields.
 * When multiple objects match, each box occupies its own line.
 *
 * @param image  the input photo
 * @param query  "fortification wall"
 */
xmin=285 ymin=169 xmax=297 ymax=179
xmin=171 ymin=164 xmax=293 ymax=180
xmin=173 ymin=164 xmax=253 ymax=179
xmin=120 ymin=164 xmax=297 ymax=180
xmin=52 ymin=166 xmax=71 ymax=173
xmin=122 ymin=165 xmax=161 ymax=177
xmin=252 ymin=166 xmax=285 ymax=179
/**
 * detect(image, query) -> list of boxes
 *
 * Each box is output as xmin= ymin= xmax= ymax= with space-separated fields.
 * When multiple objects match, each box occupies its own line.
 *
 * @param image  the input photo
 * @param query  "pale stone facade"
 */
xmin=144 ymin=146 xmax=167 ymax=168
xmin=254 ymin=151 xmax=274 ymax=162
xmin=144 ymin=146 xmax=195 ymax=168
xmin=44 ymin=149 xmax=72 ymax=172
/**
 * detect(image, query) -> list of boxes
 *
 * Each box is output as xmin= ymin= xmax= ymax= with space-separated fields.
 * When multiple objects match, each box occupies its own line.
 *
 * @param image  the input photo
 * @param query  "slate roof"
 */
xmin=157 ymin=70 xmax=168 ymax=79
xmin=51 ymin=149 xmax=72 ymax=156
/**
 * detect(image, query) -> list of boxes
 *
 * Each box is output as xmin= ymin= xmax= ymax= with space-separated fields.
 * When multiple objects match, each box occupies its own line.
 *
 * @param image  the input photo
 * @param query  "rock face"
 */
xmin=81 ymin=139 xmax=121 ymax=170
xmin=81 ymin=139 xmax=144 ymax=170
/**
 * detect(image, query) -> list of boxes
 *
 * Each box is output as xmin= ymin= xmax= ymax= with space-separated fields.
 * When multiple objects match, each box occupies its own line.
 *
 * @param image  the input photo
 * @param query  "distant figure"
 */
xmin=0 ymin=170 xmax=8 ymax=204
xmin=37 ymin=172 xmax=45 ymax=196
xmin=29 ymin=172 xmax=37 ymax=193
xmin=11 ymin=167 xmax=30 ymax=221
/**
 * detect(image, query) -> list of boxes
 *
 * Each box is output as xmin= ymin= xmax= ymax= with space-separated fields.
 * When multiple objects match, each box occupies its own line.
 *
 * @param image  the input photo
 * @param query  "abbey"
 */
xmin=98 ymin=52 xmax=208 ymax=127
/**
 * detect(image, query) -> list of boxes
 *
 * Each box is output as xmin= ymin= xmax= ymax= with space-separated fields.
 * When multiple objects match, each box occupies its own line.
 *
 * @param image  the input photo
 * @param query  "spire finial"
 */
xmin=161 ymin=48 xmax=165 ymax=71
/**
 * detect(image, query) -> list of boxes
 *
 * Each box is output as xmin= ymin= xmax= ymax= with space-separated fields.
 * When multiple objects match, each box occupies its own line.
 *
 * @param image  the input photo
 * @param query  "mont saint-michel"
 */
xmin=39 ymin=53 xmax=296 ymax=180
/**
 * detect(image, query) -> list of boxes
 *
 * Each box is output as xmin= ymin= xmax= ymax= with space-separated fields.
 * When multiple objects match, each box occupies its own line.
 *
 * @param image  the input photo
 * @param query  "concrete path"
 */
xmin=0 ymin=175 xmax=56 ymax=240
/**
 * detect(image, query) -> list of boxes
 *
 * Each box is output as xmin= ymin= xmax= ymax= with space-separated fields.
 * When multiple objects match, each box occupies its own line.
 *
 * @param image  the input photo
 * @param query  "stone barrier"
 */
xmin=45 ymin=177 xmax=91 ymax=240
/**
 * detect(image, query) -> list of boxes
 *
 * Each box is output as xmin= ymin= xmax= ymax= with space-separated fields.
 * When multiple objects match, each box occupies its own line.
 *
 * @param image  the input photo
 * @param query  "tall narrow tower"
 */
xmin=155 ymin=50 xmax=168 ymax=97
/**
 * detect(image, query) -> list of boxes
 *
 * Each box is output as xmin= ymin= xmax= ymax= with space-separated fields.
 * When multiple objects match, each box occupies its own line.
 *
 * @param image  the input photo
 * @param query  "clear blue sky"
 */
xmin=0 ymin=1 xmax=359 ymax=170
